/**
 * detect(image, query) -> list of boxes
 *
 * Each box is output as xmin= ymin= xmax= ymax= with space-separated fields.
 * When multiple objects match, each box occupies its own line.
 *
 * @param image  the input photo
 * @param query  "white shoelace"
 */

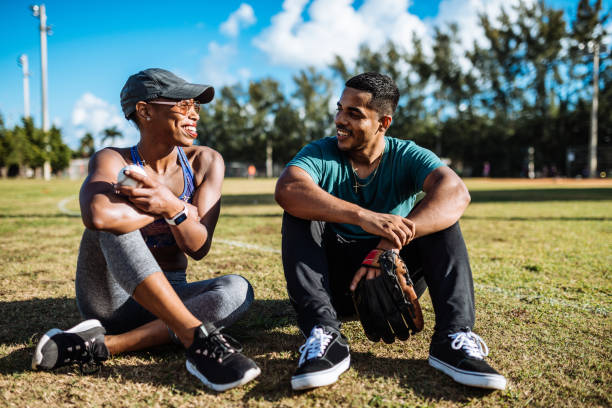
xmin=449 ymin=331 xmax=489 ymax=360
xmin=298 ymin=327 xmax=333 ymax=366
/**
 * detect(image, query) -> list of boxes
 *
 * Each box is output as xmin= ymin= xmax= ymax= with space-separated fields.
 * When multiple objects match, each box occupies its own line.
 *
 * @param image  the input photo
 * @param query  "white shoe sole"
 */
xmin=186 ymin=360 xmax=261 ymax=392
xmin=31 ymin=319 xmax=103 ymax=370
xmin=428 ymin=355 xmax=507 ymax=390
xmin=291 ymin=355 xmax=351 ymax=391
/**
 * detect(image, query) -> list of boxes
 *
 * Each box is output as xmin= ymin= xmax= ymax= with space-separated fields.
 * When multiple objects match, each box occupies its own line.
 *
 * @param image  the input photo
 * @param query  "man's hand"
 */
xmin=115 ymin=169 xmax=184 ymax=219
xmin=349 ymin=227 xmax=415 ymax=292
xmin=349 ymin=238 xmax=394 ymax=291
xmin=350 ymin=249 xmax=424 ymax=343
xmin=359 ymin=212 xmax=415 ymax=249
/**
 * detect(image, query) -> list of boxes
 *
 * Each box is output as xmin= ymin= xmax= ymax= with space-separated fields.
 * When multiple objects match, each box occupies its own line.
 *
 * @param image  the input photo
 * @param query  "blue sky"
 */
xmin=0 ymin=0 xmax=605 ymax=148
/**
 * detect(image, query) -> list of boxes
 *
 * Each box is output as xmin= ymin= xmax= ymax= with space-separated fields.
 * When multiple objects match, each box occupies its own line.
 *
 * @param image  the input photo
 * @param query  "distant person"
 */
xmin=247 ymin=164 xmax=256 ymax=179
xmin=483 ymin=161 xmax=490 ymax=177
xmin=275 ymin=72 xmax=506 ymax=391
xmin=31 ymin=68 xmax=260 ymax=391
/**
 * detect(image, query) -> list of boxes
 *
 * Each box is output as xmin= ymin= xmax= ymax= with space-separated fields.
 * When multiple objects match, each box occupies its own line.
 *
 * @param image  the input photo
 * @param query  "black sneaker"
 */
xmin=428 ymin=329 xmax=506 ymax=390
xmin=185 ymin=326 xmax=261 ymax=392
xmin=291 ymin=325 xmax=350 ymax=391
xmin=31 ymin=319 xmax=108 ymax=373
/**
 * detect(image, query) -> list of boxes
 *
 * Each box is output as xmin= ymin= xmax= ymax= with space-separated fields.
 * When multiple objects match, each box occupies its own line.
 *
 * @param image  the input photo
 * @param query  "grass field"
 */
xmin=0 ymin=177 xmax=610 ymax=407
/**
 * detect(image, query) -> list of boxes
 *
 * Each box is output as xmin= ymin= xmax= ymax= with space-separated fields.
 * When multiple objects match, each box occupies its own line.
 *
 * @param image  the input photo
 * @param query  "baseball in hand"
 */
xmin=117 ymin=164 xmax=146 ymax=187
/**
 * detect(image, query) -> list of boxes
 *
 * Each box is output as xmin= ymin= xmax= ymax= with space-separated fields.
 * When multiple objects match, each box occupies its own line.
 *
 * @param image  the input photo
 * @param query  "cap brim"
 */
xmin=161 ymin=84 xmax=215 ymax=104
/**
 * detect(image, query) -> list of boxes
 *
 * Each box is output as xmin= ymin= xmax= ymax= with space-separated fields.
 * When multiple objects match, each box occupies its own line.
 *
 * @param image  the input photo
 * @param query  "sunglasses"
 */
xmin=148 ymin=100 xmax=201 ymax=114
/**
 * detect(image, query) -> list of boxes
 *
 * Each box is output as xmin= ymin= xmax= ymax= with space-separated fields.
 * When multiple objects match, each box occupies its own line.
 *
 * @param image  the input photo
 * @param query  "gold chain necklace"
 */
xmin=350 ymin=152 xmax=384 ymax=193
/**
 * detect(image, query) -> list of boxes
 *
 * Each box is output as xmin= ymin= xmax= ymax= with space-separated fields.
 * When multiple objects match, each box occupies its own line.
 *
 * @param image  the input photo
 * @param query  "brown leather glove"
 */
xmin=352 ymin=249 xmax=424 ymax=343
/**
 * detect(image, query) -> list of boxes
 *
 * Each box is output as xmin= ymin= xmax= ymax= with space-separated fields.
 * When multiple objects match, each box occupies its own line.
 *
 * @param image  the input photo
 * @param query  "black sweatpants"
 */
xmin=281 ymin=212 xmax=475 ymax=339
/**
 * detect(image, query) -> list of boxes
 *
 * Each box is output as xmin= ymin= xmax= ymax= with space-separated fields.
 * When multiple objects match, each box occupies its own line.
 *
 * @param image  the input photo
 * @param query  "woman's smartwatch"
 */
xmin=165 ymin=204 xmax=188 ymax=226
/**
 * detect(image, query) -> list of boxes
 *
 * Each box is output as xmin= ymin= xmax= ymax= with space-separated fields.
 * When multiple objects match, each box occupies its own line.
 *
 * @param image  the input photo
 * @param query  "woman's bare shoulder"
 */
xmin=184 ymin=146 xmax=224 ymax=184
xmin=86 ymin=147 xmax=131 ymax=176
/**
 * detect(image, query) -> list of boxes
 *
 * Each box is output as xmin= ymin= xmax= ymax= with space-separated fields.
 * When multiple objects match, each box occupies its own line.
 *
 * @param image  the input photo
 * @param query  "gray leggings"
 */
xmin=75 ymin=228 xmax=253 ymax=335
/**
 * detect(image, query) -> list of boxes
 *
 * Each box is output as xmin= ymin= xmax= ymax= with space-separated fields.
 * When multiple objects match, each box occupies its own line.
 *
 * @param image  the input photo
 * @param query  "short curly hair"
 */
xmin=345 ymin=72 xmax=399 ymax=116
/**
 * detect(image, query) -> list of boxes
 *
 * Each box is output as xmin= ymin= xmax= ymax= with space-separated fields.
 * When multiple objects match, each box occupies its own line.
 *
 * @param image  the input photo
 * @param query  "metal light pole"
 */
xmin=588 ymin=41 xmax=599 ymax=178
xmin=17 ymin=54 xmax=30 ymax=118
xmin=31 ymin=4 xmax=51 ymax=180
xmin=579 ymin=40 xmax=601 ymax=178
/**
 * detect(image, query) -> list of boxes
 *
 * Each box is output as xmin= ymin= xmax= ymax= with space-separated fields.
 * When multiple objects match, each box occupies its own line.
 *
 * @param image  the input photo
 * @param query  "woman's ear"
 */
xmin=135 ymin=101 xmax=151 ymax=122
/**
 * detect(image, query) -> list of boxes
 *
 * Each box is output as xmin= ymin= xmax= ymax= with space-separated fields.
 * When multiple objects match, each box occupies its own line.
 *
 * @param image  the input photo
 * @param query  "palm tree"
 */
xmin=100 ymin=126 xmax=123 ymax=146
xmin=76 ymin=132 xmax=95 ymax=158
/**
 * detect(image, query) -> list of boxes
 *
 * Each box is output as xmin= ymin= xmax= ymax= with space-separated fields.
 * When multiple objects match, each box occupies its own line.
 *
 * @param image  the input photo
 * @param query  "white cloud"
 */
xmin=237 ymin=68 xmax=252 ymax=81
xmin=200 ymin=42 xmax=242 ymax=86
xmin=71 ymin=92 xmax=138 ymax=148
xmin=431 ymin=0 xmax=537 ymax=52
xmin=253 ymin=0 xmax=427 ymax=68
xmin=253 ymin=0 xmax=547 ymax=70
xmin=220 ymin=3 xmax=256 ymax=37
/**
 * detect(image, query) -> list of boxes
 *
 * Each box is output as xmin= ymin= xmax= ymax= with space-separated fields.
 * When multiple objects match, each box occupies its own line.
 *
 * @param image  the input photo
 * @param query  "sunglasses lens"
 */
xmin=177 ymin=101 xmax=200 ymax=114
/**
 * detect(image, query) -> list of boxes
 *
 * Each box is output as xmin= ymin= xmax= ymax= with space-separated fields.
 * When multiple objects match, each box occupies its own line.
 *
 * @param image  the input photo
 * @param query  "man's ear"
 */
xmin=379 ymin=115 xmax=392 ymax=132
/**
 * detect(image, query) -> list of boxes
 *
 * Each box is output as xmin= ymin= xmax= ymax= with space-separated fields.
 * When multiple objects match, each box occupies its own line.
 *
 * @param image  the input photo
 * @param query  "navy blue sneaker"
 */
xmin=428 ymin=329 xmax=506 ymax=390
xmin=185 ymin=326 xmax=260 ymax=392
xmin=32 ymin=319 xmax=108 ymax=373
xmin=291 ymin=325 xmax=350 ymax=391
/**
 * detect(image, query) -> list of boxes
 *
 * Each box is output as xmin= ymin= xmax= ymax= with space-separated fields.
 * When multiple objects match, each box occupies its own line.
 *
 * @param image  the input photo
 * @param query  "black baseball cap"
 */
xmin=120 ymin=68 xmax=215 ymax=118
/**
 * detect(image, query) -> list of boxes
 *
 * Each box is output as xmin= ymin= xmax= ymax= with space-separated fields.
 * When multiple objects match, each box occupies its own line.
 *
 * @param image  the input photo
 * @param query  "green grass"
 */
xmin=0 ymin=177 xmax=610 ymax=407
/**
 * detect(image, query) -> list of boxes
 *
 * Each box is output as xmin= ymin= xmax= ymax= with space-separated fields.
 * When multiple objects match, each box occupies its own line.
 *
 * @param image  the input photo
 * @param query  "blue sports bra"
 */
xmin=130 ymin=146 xmax=196 ymax=248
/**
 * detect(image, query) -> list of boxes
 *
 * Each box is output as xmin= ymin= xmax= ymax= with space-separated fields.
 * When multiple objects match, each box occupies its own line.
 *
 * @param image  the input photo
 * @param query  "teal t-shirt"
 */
xmin=287 ymin=136 xmax=444 ymax=239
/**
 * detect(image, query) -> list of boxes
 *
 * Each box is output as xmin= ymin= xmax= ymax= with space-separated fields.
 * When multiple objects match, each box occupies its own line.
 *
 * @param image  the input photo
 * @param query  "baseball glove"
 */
xmin=351 ymin=249 xmax=424 ymax=343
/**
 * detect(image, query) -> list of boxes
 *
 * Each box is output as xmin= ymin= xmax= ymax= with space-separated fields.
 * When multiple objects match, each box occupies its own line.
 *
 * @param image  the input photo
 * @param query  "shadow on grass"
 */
xmin=218 ymin=188 xmax=612 ymax=208
xmin=463 ymin=215 xmax=608 ymax=221
xmin=469 ymin=188 xmax=611 ymax=202
xmin=222 ymin=194 xmax=276 ymax=206
xmin=0 ymin=213 xmax=79 ymax=218
xmin=220 ymin=213 xmax=281 ymax=218
xmin=351 ymin=352 xmax=495 ymax=402
xmin=0 ymin=297 xmax=82 ymax=345
xmin=240 ymin=348 xmax=494 ymax=404
xmin=1 ymin=297 xmax=493 ymax=403
xmin=230 ymin=299 xmax=296 ymax=335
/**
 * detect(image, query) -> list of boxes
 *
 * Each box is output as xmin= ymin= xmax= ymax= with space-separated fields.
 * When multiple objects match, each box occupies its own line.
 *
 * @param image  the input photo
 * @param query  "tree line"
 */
xmin=0 ymin=0 xmax=609 ymax=178
xmin=198 ymin=0 xmax=610 ymax=177
xmin=0 ymin=116 xmax=125 ymax=177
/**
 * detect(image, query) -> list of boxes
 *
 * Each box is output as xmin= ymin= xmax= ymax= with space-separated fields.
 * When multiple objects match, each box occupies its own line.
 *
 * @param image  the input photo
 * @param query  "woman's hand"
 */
xmin=115 ymin=169 xmax=184 ymax=219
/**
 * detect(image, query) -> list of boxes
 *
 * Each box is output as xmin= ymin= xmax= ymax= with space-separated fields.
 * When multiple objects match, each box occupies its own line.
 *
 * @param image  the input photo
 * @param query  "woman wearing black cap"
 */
xmin=31 ymin=68 xmax=260 ymax=391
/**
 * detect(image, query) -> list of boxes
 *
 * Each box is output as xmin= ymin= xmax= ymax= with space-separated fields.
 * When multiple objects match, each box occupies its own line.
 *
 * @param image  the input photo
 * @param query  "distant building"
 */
xmin=64 ymin=158 xmax=89 ymax=180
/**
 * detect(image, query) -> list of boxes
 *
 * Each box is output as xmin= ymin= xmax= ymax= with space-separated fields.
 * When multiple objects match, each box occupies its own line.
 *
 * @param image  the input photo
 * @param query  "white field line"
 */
xmin=473 ymin=284 xmax=609 ymax=316
xmin=58 ymin=195 xmax=608 ymax=316
xmin=57 ymin=196 xmax=80 ymax=217
xmin=215 ymin=239 xmax=281 ymax=254
xmin=214 ymin=240 xmax=609 ymax=316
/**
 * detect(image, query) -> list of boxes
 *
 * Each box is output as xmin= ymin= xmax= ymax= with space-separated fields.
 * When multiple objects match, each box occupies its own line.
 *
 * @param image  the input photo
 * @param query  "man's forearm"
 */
xmin=407 ymin=171 xmax=470 ymax=238
xmin=275 ymin=178 xmax=366 ymax=225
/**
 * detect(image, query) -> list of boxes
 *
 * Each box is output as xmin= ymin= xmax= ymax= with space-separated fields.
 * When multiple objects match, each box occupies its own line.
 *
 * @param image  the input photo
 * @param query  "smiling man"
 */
xmin=275 ymin=72 xmax=506 ymax=391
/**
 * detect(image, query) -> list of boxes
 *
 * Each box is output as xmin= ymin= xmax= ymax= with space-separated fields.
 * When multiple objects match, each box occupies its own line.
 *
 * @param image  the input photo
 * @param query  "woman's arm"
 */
xmin=171 ymin=148 xmax=224 ymax=259
xmin=80 ymin=148 xmax=156 ymax=233
xmin=119 ymin=147 xmax=224 ymax=260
